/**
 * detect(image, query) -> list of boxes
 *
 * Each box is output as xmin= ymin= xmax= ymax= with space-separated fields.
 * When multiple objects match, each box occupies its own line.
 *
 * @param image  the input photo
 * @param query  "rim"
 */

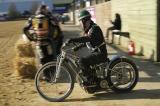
xmin=110 ymin=62 xmax=136 ymax=89
xmin=36 ymin=64 xmax=72 ymax=100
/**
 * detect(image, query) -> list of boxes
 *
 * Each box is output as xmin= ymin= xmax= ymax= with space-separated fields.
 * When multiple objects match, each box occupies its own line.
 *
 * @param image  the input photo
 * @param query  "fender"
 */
xmin=108 ymin=55 xmax=126 ymax=67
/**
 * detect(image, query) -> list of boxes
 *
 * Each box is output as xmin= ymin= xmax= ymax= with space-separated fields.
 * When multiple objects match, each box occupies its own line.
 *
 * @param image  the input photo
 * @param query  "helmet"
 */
xmin=78 ymin=10 xmax=91 ymax=20
xmin=36 ymin=4 xmax=49 ymax=15
xmin=40 ymin=4 xmax=47 ymax=10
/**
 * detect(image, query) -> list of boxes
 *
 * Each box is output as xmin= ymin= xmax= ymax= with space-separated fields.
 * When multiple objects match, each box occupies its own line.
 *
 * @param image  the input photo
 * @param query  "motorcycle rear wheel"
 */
xmin=35 ymin=61 xmax=74 ymax=102
xmin=107 ymin=58 xmax=139 ymax=93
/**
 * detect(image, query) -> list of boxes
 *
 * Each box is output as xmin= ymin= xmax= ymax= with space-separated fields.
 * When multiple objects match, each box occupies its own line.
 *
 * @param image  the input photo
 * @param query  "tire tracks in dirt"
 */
xmin=0 ymin=21 xmax=28 ymax=106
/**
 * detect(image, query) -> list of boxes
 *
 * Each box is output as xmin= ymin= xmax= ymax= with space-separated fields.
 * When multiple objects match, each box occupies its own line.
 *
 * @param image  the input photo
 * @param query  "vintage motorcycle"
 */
xmin=35 ymin=42 xmax=139 ymax=102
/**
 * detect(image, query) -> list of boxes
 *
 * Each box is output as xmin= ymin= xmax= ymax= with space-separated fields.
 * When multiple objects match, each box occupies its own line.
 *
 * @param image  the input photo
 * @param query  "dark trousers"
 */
xmin=55 ymin=35 xmax=64 ymax=55
xmin=106 ymin=26 xmax=117 ymax=43
xmin=38 ymin=42 xmax=56 ymax=79
xmin=39 ymin=44 xmax=55 ymax=65
xmin=78 ymin=52 xmax=107 ymax=77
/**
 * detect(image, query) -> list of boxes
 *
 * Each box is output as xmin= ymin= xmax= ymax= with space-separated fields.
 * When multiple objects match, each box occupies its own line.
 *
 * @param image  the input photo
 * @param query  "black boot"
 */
xmin=83 ymin=77 xmax=96 ymax=87
xmin=78 ymin=69 xmax=96 ymax=87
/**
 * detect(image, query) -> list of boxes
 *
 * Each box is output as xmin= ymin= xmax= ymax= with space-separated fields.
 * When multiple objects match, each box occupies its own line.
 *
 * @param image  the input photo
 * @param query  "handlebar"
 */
xmin=61 ymin=42 xmax=79 ymax=52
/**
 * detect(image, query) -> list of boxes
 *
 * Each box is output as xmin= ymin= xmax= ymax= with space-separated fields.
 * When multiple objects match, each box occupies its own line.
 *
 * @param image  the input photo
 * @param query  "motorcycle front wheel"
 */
xmin=35 ymin=61 xmax=74 ymax=102
xmin=107 ymin=58 xmax=139 ymax=93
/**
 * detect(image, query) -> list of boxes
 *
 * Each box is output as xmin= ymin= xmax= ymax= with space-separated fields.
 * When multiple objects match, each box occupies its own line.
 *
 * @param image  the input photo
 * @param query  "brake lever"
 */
xmin=72 ymin=42 xmax=78 ymax=47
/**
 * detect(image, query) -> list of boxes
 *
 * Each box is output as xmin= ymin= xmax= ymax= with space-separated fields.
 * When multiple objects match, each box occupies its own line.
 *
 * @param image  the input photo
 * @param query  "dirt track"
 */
xmin=0 ymin=21 xmax=160 ymax=106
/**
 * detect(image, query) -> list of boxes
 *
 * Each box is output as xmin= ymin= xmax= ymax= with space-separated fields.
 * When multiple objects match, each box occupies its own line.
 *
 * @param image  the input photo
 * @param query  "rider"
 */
xmin=23 ymin=4 xmax=63 ymax=57
xmin=38 ymin=5 xmax=64 ymax=55
xmin=23 ymin=4 xmax=63 ymax=81
xmin=106 ymin=13 xmax=121 ymax=43
xmin=66 ymin=10 xmax=108 ymax=85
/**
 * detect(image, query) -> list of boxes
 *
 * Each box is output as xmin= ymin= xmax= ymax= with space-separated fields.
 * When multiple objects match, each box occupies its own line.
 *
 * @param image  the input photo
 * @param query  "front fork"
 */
xmin=55 ymin=52 xmax=65 ymax=81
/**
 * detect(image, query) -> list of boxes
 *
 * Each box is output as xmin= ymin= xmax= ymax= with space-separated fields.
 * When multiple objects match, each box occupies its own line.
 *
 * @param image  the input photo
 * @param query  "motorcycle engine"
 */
xmin=76 ymin=62 xmax=109 ymax=93
xmin=99 ymin=80 xmax=109 ymax=89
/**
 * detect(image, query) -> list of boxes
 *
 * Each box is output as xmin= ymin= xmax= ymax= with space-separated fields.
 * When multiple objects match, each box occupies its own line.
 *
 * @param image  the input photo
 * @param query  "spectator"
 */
xmin=106 ymin=13 xmax=121 ymax=43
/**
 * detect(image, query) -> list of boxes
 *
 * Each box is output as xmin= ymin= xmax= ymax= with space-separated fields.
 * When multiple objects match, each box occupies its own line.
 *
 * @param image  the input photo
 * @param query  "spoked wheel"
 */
xmin=35 ymin=61 xmax=74 ymax=102
xmin=107 ymin=58 xmax=139 ymax=93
